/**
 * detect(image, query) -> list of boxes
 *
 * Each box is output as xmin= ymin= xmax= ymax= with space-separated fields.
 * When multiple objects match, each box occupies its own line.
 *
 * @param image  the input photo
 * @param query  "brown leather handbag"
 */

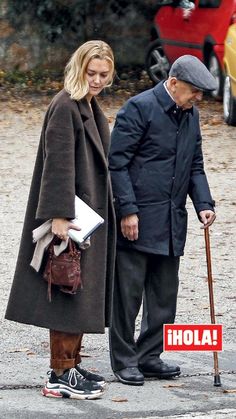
xmin=43 ymin=238 xmax=82 ymax=302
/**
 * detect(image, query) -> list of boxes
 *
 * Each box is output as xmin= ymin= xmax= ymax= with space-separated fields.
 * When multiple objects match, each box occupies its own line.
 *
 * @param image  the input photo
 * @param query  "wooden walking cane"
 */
xmin=204 ymin=226 xmax=221 ymax=386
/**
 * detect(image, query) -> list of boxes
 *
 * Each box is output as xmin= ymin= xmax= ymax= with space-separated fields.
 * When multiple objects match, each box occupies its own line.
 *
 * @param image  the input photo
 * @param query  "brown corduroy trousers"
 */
xmin=50 ymin=330 xmax=83 ymax=370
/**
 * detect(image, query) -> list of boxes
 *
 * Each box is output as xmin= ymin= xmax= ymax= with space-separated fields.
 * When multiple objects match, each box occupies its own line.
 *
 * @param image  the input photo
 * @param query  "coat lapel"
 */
xmin=77 ymin=98 xmax=110 ymax=168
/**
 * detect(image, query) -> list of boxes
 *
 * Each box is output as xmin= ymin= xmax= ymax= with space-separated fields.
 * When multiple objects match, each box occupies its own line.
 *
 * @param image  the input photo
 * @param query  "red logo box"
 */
xmin=164 ymin=324 xmax=222 ymax=351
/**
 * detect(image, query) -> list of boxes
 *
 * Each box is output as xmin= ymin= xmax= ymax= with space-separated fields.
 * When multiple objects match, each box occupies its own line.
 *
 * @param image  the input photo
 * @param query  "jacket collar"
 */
xmin=153 ymin=81 xmax=193 ymax=115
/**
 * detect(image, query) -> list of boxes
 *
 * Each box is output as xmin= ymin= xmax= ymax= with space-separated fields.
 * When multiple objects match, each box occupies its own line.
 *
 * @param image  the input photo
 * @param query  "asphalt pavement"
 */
xmin=0 ymin=94 xmax=235 ymax=418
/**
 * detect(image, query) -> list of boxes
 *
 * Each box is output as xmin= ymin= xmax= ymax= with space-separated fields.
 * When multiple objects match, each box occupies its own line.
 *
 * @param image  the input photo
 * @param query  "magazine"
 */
xmin=68 ymin=196 xmax=104 ymax=244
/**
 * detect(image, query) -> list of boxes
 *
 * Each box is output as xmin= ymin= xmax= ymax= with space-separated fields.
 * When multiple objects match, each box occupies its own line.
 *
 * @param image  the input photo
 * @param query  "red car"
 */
xmin=146 ymin=0 xmax=236 ymax=98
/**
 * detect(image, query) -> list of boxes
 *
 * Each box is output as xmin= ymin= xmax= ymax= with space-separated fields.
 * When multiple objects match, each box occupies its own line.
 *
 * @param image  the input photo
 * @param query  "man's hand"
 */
xmin=121 ymin=214 xmax=139 ymax=241
xmin=199 ymin=210 xmax=216 ymax=229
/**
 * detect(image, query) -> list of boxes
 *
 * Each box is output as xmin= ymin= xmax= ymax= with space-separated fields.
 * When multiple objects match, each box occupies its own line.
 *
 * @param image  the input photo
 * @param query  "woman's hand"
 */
xmin=52 ymin=218 xmax=81 ymax=240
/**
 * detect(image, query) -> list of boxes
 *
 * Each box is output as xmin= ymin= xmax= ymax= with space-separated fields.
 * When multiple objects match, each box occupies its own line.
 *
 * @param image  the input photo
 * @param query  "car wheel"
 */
xmin=223 ymin=75 xmax=236 ymax=126
xmin=145 ymin=39 xmax=170 ymax=84
xmin=208 ymin=52 xmax=223 ymax=99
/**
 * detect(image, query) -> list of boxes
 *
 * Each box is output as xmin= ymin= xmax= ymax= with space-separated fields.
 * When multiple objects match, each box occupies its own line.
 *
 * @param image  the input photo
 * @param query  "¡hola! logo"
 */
xmin=163 ymin=324 xmax=222 ymax=351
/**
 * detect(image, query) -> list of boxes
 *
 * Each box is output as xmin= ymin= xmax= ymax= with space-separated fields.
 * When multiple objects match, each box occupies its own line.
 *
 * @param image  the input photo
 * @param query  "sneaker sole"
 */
xmin=42 ymin=386 xmax=104 ymax=400
xmin=114 ymin=373 xmax=144 ymax=386
xmin=97 ymin=381 xmax=106 ymax=389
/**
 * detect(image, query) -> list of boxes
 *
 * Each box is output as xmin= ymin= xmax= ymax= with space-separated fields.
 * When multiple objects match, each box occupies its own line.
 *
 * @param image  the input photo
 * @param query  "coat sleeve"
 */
xmin=36 ymin=99 xmax=76 ymax=220
xmin=109 ymin=99 xmax=148 ymax=217
xmin=188 ymin=130 xmax=215 ymax=214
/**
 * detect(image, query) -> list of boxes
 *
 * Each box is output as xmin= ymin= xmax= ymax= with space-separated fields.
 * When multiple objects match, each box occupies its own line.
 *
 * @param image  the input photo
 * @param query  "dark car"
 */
xmin=146 ymin=0 xmax=236 ymax=98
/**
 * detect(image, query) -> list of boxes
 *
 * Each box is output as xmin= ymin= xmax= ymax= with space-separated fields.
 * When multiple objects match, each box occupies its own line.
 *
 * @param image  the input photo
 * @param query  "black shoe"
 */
xmin=75 ymin=364 xmax=106 ymax=388
xmin=139 ymin=360 xmax=181 ymax=379
xmin=115 ymin=367 xmax=144 ymax=386
xmin=42 ymin=368 xmax=104 ymax=400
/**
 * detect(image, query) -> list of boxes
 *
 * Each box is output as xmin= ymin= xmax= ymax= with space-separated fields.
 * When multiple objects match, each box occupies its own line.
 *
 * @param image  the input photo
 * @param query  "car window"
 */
xmin=156 ymin=1 xmax=197 ymax=6
xmin=198 ymin=0 xmax=221 ymax=8
xmin=156 ymin=0 xmax=173 ymax=5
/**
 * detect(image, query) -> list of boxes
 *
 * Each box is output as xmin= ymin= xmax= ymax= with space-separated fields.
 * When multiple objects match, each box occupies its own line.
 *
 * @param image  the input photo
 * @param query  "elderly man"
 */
xmin=109 ymin=55 xmax=216 ymax=385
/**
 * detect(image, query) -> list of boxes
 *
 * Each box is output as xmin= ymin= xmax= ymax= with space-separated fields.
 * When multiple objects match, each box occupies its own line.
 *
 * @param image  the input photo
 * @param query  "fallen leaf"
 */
xmin=112 ymin=397 xmax=128 ymax=402
xmin=163 ymin=383 xmax=184 ymax=388
xmin=80 ymin=352 xmax=92 ymax=357
xmin=223 ymin=389 xmax=236 ymax=393
xmin=210 ymin=117 xmax=223 ymax=126
xmin=7 ymin=348 xmax=30 ymax=353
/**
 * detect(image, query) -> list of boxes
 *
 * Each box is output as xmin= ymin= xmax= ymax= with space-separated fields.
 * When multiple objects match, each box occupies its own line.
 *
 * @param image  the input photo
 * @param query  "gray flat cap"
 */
xmin=169 ymin=55 xmax=217 ymax=91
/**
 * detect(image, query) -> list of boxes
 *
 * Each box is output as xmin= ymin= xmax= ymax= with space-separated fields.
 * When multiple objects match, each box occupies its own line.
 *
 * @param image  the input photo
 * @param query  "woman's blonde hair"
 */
xmin=64 ymin=40 xmax=115 ymax=101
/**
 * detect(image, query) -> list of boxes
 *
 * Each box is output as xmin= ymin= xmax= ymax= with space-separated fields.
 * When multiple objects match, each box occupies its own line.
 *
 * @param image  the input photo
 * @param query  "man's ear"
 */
xmin=167 ymin=77 xmax=178 ymax=94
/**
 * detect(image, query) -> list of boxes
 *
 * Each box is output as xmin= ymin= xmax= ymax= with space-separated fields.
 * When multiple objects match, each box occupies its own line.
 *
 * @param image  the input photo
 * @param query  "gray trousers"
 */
xmin=109 ymin=247 xmax=180 ymax=372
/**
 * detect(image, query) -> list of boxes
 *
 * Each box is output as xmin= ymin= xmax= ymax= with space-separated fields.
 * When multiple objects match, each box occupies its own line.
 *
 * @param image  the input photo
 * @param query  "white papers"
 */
xmin=68 ymin=196 xmax=104 ymax=244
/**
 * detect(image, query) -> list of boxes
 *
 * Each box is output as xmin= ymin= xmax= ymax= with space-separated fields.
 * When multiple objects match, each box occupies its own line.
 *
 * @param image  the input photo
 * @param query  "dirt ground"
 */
xmin=0 ymin=91 xmax=235 ymax=417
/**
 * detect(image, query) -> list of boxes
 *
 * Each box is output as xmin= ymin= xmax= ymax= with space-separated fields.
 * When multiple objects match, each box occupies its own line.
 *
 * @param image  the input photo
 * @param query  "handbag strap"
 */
xmin=67 ymin=237 xmax=78 ymax=255
xmin=46 ymin=257 xmax=53 ymax=302
xmin=48 ymin=237 xmax=77 ymax=255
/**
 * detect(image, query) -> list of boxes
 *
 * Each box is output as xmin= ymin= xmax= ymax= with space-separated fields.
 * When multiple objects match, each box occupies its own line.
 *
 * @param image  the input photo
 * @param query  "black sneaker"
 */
xmin=42 ymin=368 xmax=104 ymax=400
xmin=75 ymin=364 xmax=106 ymax=388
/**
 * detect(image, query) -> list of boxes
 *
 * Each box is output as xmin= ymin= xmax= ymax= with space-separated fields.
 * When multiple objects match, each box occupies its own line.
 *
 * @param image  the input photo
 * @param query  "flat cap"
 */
xmin=169 ymin=55 xmax=217 ymax=91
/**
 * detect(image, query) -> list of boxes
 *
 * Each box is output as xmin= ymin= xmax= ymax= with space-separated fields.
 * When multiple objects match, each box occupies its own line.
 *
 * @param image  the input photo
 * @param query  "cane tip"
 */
xmin=214 ymin=375 xmax=221 ymax=387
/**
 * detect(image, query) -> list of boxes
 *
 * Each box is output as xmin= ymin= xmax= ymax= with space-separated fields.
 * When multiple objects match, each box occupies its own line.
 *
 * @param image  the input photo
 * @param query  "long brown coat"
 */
xmin=5 ymin=90 xmax=116 ymax=334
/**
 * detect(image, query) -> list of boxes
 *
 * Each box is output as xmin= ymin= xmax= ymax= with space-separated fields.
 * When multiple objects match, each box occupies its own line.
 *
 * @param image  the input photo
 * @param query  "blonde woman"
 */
xmin=5 ymin=40 xmax=116 ymax=400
